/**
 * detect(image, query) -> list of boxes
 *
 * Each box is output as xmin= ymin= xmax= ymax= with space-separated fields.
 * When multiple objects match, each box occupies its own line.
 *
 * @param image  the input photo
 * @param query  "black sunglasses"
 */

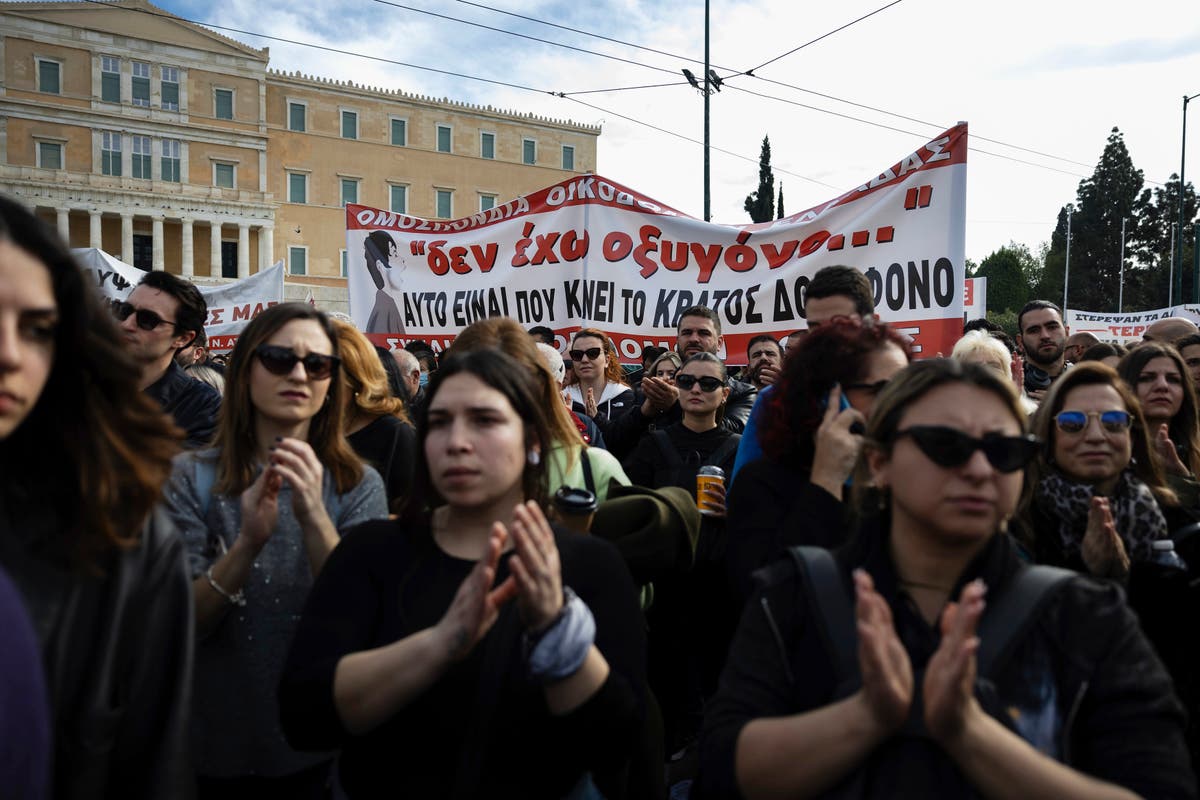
xmin=569 ymin=347 xmax=603 ymax=362
xmin=892 ymin=425 xmax=1039 ymax=473
xmin=113 ymin=301 xmax=177 ymax=332
xmin=255 ymin=345 xmax=340 ymax=381
xmin=675 ymin=374 xmax=725 ymax=392
xmin=1054 ymin=410 xmax=1132 ymax=435
xmin=844 ymin=379 xmax=890 ymax=396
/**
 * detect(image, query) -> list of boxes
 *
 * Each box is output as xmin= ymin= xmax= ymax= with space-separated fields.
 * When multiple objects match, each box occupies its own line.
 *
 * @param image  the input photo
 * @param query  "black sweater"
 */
xmin=278 ymin=519 xmax=647 ymax=799
xmin=346 ymin=415 xmax=416 ymax=513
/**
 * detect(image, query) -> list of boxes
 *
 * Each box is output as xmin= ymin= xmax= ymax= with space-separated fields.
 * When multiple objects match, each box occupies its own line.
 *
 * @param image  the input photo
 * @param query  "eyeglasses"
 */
xmin=113 ymin=301 xmax=177 ymax=332
xmin=844 ymin=379 xmax=890 ymax=396
xmin=675 ymin=374 xmax=725 ymax=393
xmin=892 ymin=425 xmax=1039 ymax=473
xmin=254 ymin=345 xmax=340 ymax=381
xmin=1054 ymin=410 xmax=1132 ymax=435
xmin=570 ymin=347 xmax=603 ymax=362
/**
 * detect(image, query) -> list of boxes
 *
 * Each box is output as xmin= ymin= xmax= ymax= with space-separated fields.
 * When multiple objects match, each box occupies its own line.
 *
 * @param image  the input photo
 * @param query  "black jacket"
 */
xmin=145 ymin=362 xmax=220 ymax=449
xmin=696 ymin=526 xmax=1196 ymax=799
xmin=605 ymin=378 xmax=757 ymax=461
xmin=0 ymin=506 xmax=195 ymax=800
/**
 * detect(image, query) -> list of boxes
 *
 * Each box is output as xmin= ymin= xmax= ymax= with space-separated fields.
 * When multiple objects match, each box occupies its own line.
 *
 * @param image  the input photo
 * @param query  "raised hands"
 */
xmin=507 ymin=500 xmax=565 ymax=633
xmin=854 ymin=569 xmax=913 ymax=733
xmin=923 ymin=580 xmax=987 ymax=743
xmin=238 ymin=461 xmax=282 ymax=551
xmin=1081 ymin=496 xmax=1130 ymax=579
xmin=268 ymin=437 xmax=329 ymax=525
xmin=811 ymin=384 xmax=867 ymax=498
xmin=641 ymin=376 xmax=679 ymax=415
xmin=584 ymin=386 xmax=599 ymax=419
xmin=1155 ymin=425 xmax=1190 ymax=476
xmin=436 ymin=524 xmax=519 ymax=661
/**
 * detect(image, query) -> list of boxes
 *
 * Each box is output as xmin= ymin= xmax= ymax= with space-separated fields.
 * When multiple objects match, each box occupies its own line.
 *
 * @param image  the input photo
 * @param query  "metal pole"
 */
xmin=1063 ymin=209 xmax=1072 ymax=313
xmin=1178 ymin=94 xmax=1199 ymax=305
xmin=1194 ymin=222 xmax=1200 ymax=304
xmin=1119 ymin=217 xmax=1126 ymax=312
xmin=703 ymin=0 xmax=711 ymax=222
xmin=1170 ymin=222 xmax=1177 ymax=307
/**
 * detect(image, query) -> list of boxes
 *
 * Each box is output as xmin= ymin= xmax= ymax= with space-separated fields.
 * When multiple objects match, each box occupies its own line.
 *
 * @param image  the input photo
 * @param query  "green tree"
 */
xmin=744 ymin=135 xmax=775 ymax=223
xmin=776 ymin=182 xmax=785 ymax=219
xmin=1045 ymin=128 xmax=1144 ymax=312
xmin=974 ymin=243 xmax=1034 ymax=313
xmin=1127 ymin=174 xmax=1198 ymax=308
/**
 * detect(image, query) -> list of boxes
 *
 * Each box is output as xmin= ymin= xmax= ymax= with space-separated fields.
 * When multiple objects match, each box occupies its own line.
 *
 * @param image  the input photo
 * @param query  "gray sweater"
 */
xmin=164 ymin=448 xmax=387 ymax=778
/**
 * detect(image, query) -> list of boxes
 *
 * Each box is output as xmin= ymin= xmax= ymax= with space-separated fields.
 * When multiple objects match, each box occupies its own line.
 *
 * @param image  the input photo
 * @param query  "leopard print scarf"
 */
xmin=1034 ymin=470 xmax=1166 ymax=563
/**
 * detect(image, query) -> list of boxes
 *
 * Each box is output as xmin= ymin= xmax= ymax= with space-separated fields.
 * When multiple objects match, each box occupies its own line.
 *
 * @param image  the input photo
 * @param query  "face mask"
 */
xmin=419 ymin=371 xmax=429 ymax=388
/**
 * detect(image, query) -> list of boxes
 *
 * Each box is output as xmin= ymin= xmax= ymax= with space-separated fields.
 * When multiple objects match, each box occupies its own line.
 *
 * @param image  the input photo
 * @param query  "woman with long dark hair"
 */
xmin=0 ymin=195 xmax=192 ymax=799
xmin=279 ymin=348 xmax=646 ymax=798
xmin=698 ymin=359 xmax=1195 ymax=798
xmin=165 ymin=303 xmax=387 ymax=797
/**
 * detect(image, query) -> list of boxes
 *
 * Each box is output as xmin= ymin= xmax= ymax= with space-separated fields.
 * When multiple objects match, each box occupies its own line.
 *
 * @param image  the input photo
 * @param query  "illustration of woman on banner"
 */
xmin=364 ymin=230 xmax=405 ymax=335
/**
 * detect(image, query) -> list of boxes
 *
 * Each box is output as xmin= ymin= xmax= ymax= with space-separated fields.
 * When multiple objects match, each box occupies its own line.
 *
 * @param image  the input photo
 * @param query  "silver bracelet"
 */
xmin=204 ymin=566 xmax=246 ymax=607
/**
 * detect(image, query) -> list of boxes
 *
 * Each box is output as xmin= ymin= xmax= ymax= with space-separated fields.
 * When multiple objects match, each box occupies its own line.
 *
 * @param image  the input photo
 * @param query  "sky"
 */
xmin=162 ymin=0 xmax=1200 ymax=266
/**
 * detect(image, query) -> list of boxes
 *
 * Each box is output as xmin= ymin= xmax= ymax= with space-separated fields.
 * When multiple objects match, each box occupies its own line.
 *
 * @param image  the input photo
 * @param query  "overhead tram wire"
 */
xmin=743 ymin=0 xmax=906 ymax=74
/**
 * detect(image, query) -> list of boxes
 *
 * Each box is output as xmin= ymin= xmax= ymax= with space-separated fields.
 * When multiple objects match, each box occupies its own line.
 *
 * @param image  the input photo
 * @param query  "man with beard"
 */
xmin=745 ymin=335 xmax=783 ymax=389
xmin=604 ymin=305 xmax=756 ymax=459
xmin=1017 ymin=299 xmax=1067 ymax=403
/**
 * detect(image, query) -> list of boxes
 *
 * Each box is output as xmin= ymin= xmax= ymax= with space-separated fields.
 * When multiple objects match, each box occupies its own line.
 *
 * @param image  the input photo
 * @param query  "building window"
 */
xmin=480 ymin=131 xmax=495 ymax=160
xmin=288 ymin=101 xmax=306 ymax=132
xmin=436 ymin=124 xmax=451 ymax=153
xmin=341 ymin=110 xmax=358 ymax=140
xmin=340 ymin=249 xmax=348 ymax=277
xmin=133 ymin=234 xmax=152 ymax=272
xmin=391 ymin=118 xmax=407 ymax=146
xmin=341 ymin=178 xmax=359 ymax=207
xmin=390 ymin=184 xmax=408 ymax=214
xmin=101 ymin=56 xmax=120 ymax=102
xmin=214 ymin=162 xmax=235 ymax=189
xmin=161 ymin=66 xmax=179 ymax=110
xmin=101 ymin=132 xmax=122 ymax=176
xmin=221 ymin=241 xmax=238 ymax=278
xmin=288 ymin=172 xmax=307 ymax=204
xmin=37 ymin=141 xmax=63 ymax=170
xmin=37 ymin=58 xmax=61 ymax=94
xmin=480 ymin=194 xmax=496 ymax=212
xmin=289 ymin=246 xmax=307 ymax=276
xmin=562 ymin=145 xmax=575 ymax=171
xmin=131 ymin=135 xmax=152 ymax=179
xmin=436 ymin=189 xmax=453 ymax=219
xmin=131 ymin=61 xmax=150 ymax=107
xmin=161 ymin=139 xmax=181 ymax=182
xmin=214 ymin=88 xmax=233 ymax=120
xmin=522 ymin=139 xmax=536 ymax=165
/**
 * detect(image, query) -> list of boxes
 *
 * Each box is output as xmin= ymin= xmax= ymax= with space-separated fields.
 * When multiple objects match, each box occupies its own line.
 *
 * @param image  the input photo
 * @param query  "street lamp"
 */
xmin=1062 ymin=204 xmax=1073 ymax=314
xmin=1176 ymin=92 xmax=1200 ymax=303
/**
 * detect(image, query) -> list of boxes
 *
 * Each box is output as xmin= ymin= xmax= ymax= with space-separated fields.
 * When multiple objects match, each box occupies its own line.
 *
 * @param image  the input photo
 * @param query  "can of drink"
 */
xmin=696 ymin=466 xmax=725 ymax=516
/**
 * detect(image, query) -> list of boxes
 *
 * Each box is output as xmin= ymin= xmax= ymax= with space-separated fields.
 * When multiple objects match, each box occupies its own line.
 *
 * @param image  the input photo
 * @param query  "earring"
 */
xmin=527 ymin=449 xmax=541 ymax=466
xmin=876 ymin=485 xmax=890 ymax=511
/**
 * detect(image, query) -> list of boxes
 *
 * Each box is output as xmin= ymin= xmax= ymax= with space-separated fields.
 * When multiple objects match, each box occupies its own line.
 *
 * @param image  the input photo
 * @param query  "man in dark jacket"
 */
xmin=605 ymin=305 xmax=756 ymax=459
xmin=116 ymin=271 xmax=219 ymax=448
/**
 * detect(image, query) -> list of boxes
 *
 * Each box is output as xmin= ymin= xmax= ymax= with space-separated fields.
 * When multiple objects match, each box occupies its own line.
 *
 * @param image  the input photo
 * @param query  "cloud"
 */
xmin=1017 ymin=31 xmax=1200 ymax=73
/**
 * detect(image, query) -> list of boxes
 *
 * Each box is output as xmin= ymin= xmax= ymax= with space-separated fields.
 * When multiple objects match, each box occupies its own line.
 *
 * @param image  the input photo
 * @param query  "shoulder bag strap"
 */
xmin=976 ymin=564 xmax=1074 ymax=678
xmin=580 ymin=447 xmax=595 ymax=495
xmin=789 ymin=546 xmax=860 ymax=696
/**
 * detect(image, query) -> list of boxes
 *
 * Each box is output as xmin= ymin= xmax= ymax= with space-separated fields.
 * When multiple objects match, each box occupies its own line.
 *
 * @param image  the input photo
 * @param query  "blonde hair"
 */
xmin=331 ymin=319 xmax=409 ymax=424
xmin=950 ymin=330 xmax=1010 ymax=376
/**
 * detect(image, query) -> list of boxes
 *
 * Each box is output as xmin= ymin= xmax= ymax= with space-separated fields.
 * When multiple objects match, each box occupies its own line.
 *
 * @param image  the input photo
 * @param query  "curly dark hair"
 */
xmin=758 ymin=319 xmax=912 ymax=466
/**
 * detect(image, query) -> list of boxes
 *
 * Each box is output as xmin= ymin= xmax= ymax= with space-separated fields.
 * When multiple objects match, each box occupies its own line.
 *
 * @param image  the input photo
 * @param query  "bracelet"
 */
xmin=524 ymin=587 xmax=595 ymax=683
xmin=204 ymin=566 xmax=246 ymax=607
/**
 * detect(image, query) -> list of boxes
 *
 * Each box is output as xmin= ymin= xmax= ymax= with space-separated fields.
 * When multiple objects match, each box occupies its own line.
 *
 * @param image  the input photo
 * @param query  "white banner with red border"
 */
xmin=346 ymin=124 xmax=968 ymax=362
xmin=1066 ymin=305 xmax=1200 ymax=346
xmin=964 ymin=276 xmax=987 ymax=321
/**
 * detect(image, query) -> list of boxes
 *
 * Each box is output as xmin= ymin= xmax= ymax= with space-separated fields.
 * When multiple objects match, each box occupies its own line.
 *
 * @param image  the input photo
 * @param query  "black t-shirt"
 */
xmin=346 ymin=415 xmax=416 ymax=512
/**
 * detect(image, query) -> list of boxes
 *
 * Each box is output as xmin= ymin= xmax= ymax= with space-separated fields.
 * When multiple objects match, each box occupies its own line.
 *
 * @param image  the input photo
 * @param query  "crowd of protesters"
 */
xmin=2 ymin=195 xmax=1200 ymax=800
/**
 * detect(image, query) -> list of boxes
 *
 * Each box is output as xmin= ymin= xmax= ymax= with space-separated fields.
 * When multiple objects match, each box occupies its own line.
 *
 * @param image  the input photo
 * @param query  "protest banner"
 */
xmin=346 ymin=124 xmax=968 ymax=362
xmin=1066 ymin=305 xmax=1200 ymax=346
xmin=74 ymin=248 xmax=285 ymax=350
xmin=964 ymin=277 xmax=987 ymax=321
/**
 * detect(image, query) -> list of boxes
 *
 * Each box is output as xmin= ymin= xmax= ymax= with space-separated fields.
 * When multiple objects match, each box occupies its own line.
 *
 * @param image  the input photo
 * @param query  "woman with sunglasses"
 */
xmin=164 ymin=303 xmax=388 ymax=797
xmin=697 ymin=359 xmax=1195 ymax=799
xmin=725 ymin=319 xmax=911 ymax=597
xmin=1118 ymin=343 xmax=1200 ymax=510
xmin=0 ymin=196 xmax=193 ymax=798
xmin=278 ymin=348 xmax=646 ymax=799
xmin=564 ymin=328 xmax=635 ymax=442
xmin=332 ymin=320 xmax=417 ymax=513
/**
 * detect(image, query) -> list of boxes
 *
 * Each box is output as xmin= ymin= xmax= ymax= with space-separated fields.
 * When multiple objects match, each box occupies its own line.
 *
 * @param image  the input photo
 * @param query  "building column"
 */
xmin=210 ymin=221 xmax=222 ymax=278
xmin=89 ymin=211 xmax=102 ymax=249
xmin=181 ymin=218 xmax=194 ymax=278
xmin=260 ymin=224 xmax=274 ymax=270
xmin=56 ymin=208 xmax=70 ymax=244
xmin=237 ymin=223 xmax=250 ymax=279
xmin=151 ymin=216 xmax=165 ymax=271
xmin=121 ymin=213 xmax=134 ymax=265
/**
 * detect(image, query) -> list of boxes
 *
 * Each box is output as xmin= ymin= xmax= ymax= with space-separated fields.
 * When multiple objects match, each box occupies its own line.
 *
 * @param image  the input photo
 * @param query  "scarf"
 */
xmin=1034 ymin=469 xmax=1166 ymax=563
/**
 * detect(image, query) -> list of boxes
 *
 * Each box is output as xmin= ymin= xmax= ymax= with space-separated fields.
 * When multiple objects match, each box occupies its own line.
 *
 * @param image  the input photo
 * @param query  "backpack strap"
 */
xmin=195 ymin=456 xmax=217 ymax=518
xmin=580 ymin=448 xmax=596 ymax=496
xmin=788 ymin=546 xmax=860 ymax=697
xmin=704 ymin=436 xmax=741 ymax=469
xmin=976 ymin=564 xmax=1074 ymax=677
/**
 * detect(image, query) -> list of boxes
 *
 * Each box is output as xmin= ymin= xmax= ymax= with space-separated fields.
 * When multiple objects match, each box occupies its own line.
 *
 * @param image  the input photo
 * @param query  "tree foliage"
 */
xmin=744 ymin=135 xmax=775 ymax=223
xmin=776 ymin=182 xmax=785 ymax=220
xmin=975 ymin=242 xmax=1039 ymax=313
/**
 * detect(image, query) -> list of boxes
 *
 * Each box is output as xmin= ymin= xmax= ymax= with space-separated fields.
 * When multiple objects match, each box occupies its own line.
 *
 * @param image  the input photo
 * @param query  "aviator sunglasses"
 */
xmin=113 ymin=301 xmax=177 ymax=332
xmin=569 ymin=346 xmax=603 ymax=362
xmin=892 ymin=425 xmax=1039 ymax=473
xmin=675 ymin=374 xmax=725 ymax=393
xmin=254 ymin=345 xmax=340 ymax=381
xmin=1054 ymin=410 xmax=1132 ymax=435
